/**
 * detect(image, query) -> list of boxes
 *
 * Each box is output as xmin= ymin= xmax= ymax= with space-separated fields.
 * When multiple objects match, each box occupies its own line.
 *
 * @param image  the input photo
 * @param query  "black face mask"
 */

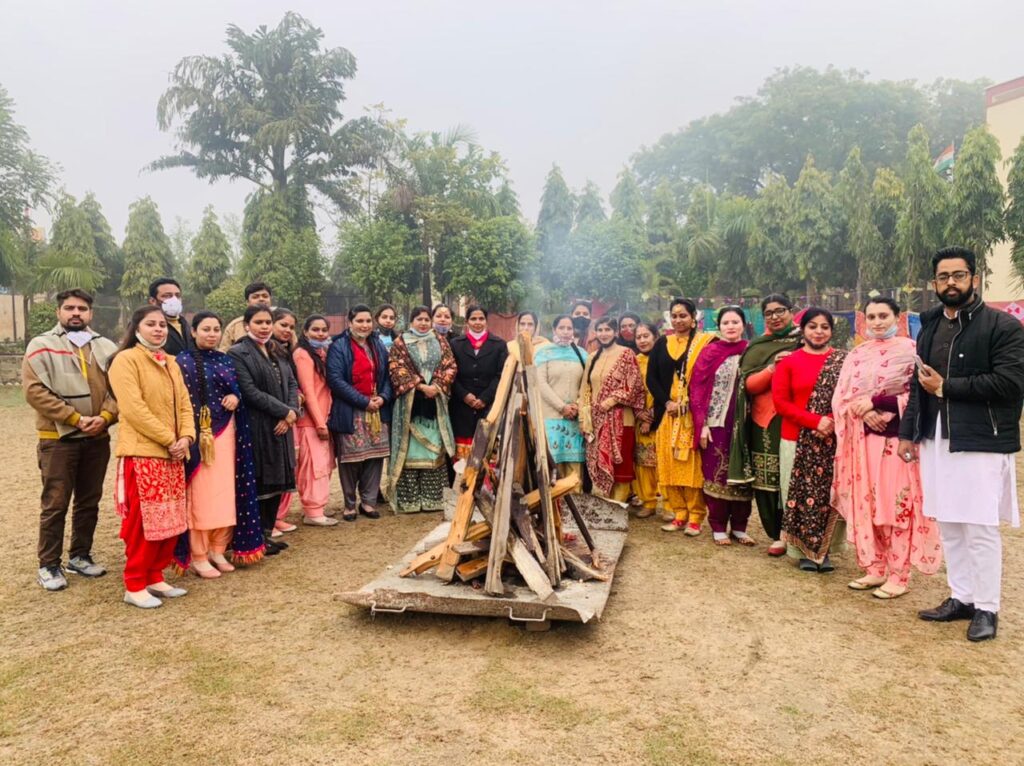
xmin=937 ymin=281 xmax=975 ymax=309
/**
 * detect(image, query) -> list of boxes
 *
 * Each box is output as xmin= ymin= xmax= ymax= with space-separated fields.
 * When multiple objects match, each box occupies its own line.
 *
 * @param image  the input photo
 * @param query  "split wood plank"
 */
xmin=435 ymin=355 xmax=520 ymax=582
xmin=511 ymin=501 xmax=544 ymax=560
xmin=561 ymin=493 xmax=599 ymax=565
xmin=456 ymin=556 xmax=490 ymax=582
xmin=522 ymin=475 xmax=581 ymax=509
xmin=451 ymin=539 xmax=491 ymax=556
xmin=559 ymin=545 xmax=610 ymax=582
xmin=475 ymin=484 xmax=554 ymax=601
xmin=518 ymin=333 xmax=562 ymax=587
xmin=484 ymin=392 xmax=522 ymax=595
xmin=399 ymin=521 xmax=490 ymax=577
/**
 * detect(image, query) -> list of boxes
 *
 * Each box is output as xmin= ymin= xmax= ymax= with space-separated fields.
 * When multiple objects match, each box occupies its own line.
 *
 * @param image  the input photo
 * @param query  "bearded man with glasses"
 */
xmin=898 ymin=246 xmax=1024 ymax=642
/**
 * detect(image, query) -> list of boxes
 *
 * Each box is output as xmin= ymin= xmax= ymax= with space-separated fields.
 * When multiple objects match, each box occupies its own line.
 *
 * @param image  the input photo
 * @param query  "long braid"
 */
xmin=190 ymin=347 xmax=210 ymax=409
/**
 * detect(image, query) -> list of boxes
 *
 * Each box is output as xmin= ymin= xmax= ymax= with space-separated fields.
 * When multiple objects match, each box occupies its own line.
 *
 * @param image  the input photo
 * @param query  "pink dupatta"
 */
xmin=831 ymin=337 xmax=941 ymax=574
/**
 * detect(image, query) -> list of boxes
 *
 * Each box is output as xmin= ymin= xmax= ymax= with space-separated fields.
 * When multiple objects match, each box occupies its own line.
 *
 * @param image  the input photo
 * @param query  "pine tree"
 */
xmin=748 ymin=176 xmax=800 ymax=294
xmin=79 ymin=193 xmax=122 ymax=293
xmin=837 ymin=147 xmax=885 ymax=300
xmin=946 ymin=124 xmax=1005 ymax=275
xmin=535 ymin=165 xmax=575 ymax=303
xmin=494 ymin=181 xmax=520 ymax=217
xmin=609 ymin=167 xmax=645 ymax=233
xmin=789 ymin=155 xmax=844 ymax=302
xmin=187 ymin=206 xmax=232 ymax=301
xmin=1006 ymin=136 xmax=1024 ymax=288
xmin=574 ymin=181 xmax=606 ymax=226
xmin=119 ymin=197 xmax=174 ymax=306
xmin=536 ymin=165 xmax=574 ymax=259
xmin=871 ymin=167 xmax=905 ymax=289
xmin=239 ymin=189 xmax=324 ymax=318
xmin=896 ymin=124 xmax=948 ymax=303
xmin=33 ymin=193 xmax=104 ymax=293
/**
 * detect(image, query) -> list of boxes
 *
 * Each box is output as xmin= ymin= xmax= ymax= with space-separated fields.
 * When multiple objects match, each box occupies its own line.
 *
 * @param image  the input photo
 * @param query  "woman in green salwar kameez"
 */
xmin=386 ymin=306 xmax=457 ymax=513
xmin=727 ymin=295 xmax=801 ymax=555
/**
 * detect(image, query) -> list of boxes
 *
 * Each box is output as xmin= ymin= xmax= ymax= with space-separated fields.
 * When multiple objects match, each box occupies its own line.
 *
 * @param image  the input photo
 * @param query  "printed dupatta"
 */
xmin=580 ymin=345 xmax=645 ymax=495
xmin=385 ymin=331 xmax=457 ymax=495
xmin=726 ymin=328 xmax=801 ymax=486
xmin=830 ymin=336 xmax=942 ymax=576
xmin=172 ymin=350 xmax=265 ymax=569
xmin=780 ymin=348 xmax=847 ymax=562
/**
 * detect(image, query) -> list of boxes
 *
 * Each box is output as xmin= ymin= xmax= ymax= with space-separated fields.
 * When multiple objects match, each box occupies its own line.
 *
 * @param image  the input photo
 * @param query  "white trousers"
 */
xmin=939 ymin=521 xmax=1002 ymax=612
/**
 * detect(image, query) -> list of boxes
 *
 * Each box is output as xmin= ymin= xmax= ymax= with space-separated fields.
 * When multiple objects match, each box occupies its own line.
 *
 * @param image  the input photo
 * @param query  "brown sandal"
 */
xmin=713 ymin=537 xmax=732 ymax=546
xmin=731 ymin=534 xmax=757 ymax=547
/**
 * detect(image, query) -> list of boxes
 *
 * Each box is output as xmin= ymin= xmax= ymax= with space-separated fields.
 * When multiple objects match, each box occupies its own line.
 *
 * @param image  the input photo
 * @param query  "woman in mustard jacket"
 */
xmin=108 ymin=305 xmax=195 ymax=609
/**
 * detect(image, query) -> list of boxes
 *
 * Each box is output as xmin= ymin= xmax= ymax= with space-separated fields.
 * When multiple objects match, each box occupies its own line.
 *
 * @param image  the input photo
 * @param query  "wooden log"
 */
xmin=522 ymin=475 xmax=581 ymax=509
xmin=509 ymin=537 xmax=555 ymax=600
xmin=562 ymin=493 xmax=599 ymax=561
xmin=456 ymin=556 xmax=490 ymax=582
xmin=451 ymin=539 xmax=491 ymax=556
xmin=484 ymin=393 xmax=522 ymax=595
xmin=476 ymin=472 xmax=553 ymax=600
xmin=511 ymin=500 xmax=544 ymax=561
xmin=560 ymin=545 xmax=610 ymax=582
xmin=435 ymin=356 xmax=520 ymax=582
xmin=519 ymin=332 xmax=562 ymax=587
xmin=399 ymin=521 xmax=490 ymax=577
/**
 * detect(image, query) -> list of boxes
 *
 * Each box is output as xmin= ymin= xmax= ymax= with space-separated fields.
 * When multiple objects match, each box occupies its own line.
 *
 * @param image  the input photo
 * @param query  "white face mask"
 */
xmin=66 ymin=331 xmax=93 ymax=348
xmin=135 ymin=332 xmax=166 ymax=351
xmin=161 ymin=296 xmax=183 ymax=318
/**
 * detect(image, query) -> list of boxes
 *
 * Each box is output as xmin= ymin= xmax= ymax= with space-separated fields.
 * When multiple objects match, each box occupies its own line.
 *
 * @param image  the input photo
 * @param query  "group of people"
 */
xmin=23 ymin=247 xmax=1024 ymax=641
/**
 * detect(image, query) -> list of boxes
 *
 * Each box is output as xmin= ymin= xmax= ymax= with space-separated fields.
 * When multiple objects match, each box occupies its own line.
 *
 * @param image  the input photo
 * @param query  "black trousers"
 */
xmin=258 ymin=496 xmax=280 ymax=534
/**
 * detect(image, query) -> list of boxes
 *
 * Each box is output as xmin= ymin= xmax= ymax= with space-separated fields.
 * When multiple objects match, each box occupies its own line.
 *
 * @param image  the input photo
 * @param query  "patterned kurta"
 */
xmin=655 ymin=333 xmax=714 ymax=488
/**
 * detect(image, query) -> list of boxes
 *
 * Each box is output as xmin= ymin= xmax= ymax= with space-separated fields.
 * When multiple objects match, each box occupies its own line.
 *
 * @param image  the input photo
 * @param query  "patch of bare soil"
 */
xmin=1 ymin=389 xmax=1022 ymax=765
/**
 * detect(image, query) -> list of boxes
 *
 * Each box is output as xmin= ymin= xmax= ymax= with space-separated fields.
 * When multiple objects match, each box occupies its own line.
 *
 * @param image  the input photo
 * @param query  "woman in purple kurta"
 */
xmin=690 ymin=307 xmax=754 ymax=546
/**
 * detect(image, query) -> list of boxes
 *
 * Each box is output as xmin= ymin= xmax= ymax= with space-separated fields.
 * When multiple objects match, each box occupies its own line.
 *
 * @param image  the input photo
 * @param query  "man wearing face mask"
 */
xmin=900 ymin=247 xmax=1024 ymax=642
xmin=23 ymin=289 xmax=118 ymax=591
xmin=149 ymin=277 xmax=192 ymax=356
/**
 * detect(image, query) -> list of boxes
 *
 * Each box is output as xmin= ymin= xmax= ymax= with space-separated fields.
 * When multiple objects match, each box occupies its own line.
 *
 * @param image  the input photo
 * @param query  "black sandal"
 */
xmin=798 ymin=558 xmax=819 ymax=572
xmin=342 ymin=509 xmax=357 ymax=522
xmin=817 ymin=555 xmax=835 ymax=573
xmin=359 ymin=506 xmax=381 ymax=520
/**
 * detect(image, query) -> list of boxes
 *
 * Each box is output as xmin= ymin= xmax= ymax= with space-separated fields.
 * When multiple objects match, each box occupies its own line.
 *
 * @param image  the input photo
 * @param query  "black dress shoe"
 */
xmin=918 ymin=597 xmax=976 ymax=622
xmin=798 ymin=558 xmax=818 ymax=572
xmin=359 ymin=507 xmax=381 ymax=520
xmin=967 ymin=610 xmax=998 ymax=642
xmin=263 ymin=542 xmax=281 ymax=556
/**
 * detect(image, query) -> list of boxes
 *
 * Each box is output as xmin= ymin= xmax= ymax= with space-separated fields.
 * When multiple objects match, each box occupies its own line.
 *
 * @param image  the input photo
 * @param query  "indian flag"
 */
xmin=933 ymin=142 xmax=955 ymax=174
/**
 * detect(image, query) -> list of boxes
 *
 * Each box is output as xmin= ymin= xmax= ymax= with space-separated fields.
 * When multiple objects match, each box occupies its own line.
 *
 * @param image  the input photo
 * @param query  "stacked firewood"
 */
xmin=399 ymin=335 xmax=607 ymax=598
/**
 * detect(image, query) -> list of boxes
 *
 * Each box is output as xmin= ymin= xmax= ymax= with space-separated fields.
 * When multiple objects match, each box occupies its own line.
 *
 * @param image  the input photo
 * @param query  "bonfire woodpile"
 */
xmin=399 ymin=335 xmax=607 ymax=598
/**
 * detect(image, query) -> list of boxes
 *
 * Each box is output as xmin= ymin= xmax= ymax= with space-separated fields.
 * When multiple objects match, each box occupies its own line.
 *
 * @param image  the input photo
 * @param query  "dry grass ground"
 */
xmin=2 ymin=385 xmax=1023 ymax=765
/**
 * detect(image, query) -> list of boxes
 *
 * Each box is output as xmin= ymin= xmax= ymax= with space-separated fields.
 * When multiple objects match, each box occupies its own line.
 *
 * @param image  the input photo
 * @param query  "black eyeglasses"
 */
xmin=763 ymin=308 xmax=790 ymax=319
xmin=934 ymin=271 xmax=971 ymax=284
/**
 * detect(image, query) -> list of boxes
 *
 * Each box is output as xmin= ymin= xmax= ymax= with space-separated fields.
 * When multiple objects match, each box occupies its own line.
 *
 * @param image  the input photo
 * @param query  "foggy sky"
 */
xmin=2 ymin=0 xmax=1021 ymax=243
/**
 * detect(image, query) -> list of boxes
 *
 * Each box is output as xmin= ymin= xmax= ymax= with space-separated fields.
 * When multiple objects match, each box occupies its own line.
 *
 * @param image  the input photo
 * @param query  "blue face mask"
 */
xmin=308 ymin=338 xmax=331 ymax=350
xmin=433 ymin=323 xmax=450 ymax=335
xmin=867 ymin=324 xmax=899 ymax=340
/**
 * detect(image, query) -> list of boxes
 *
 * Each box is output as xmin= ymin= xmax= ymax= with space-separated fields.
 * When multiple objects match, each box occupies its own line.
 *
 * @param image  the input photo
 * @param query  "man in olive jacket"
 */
xmin=899 ymin=247 xmax=1024 ymax=642
xmin=23 ymin=289 xmax=118 ymax=591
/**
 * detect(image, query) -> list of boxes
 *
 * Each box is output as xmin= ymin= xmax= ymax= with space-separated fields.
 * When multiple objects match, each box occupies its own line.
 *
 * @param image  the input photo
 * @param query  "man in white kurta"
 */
xmin=919 ymin=417 xmax=1019 ymax=616
xmin=899 ymin=247 xmax=1024 ymax=642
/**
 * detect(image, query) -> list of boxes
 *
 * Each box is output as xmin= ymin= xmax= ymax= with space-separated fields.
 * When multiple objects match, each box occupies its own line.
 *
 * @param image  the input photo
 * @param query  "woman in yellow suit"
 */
xmin=646 ymin=299 xmax=714 ymax=535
